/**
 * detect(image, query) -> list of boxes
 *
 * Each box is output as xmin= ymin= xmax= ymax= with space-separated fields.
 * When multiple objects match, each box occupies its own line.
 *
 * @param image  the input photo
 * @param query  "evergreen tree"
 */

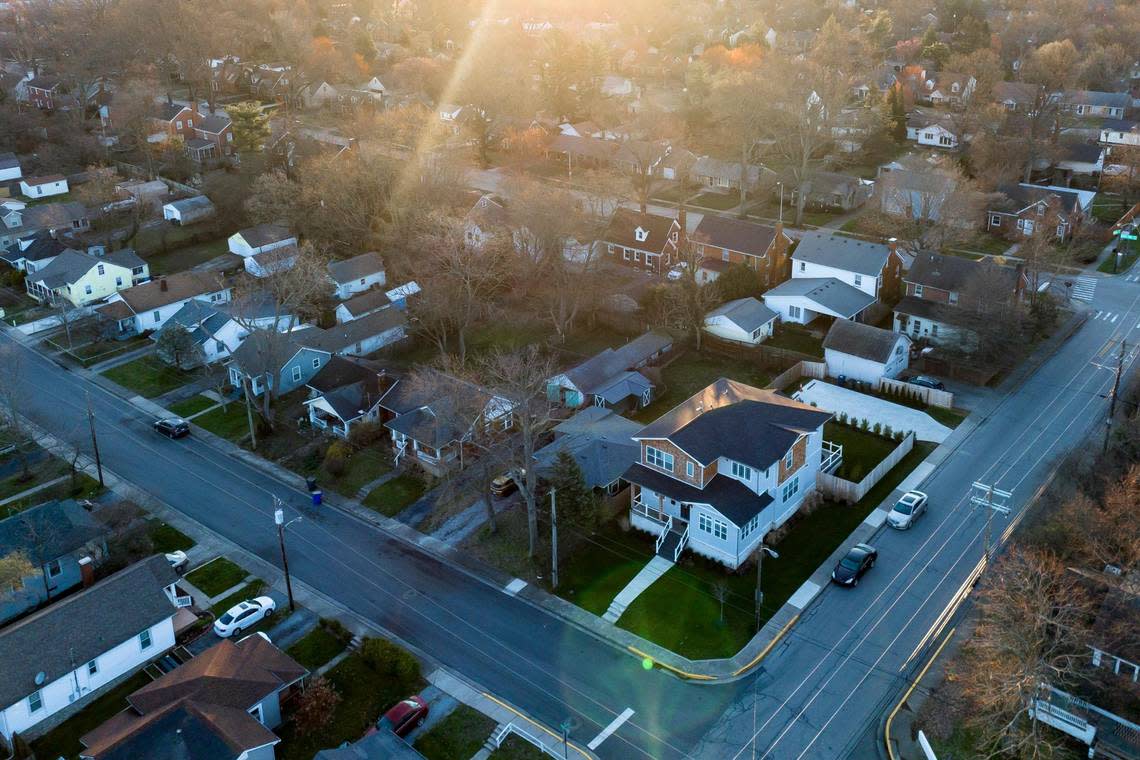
xmin=886 ymin=87 xmax=908 ymax=143
xmin=548 ymin=450 xmax=597 ymax=530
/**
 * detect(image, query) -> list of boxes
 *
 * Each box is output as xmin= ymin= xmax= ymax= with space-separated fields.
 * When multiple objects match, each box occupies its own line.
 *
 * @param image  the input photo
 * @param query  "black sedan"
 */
xmin=153 ymin=417 xmax=191 ymax=439
xmin=831 ymin=543 xmax=878 ymax=587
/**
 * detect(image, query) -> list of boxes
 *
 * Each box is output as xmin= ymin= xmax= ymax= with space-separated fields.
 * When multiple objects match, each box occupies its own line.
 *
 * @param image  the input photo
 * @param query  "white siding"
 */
xmin=824 ymin=343 xmax=909 ymax=384
xmin=793 ymin=259 xmax=877 ymax=297
xmin=762 ymin=296 xmax=824 ymax=325
xmin=334 ymin=271 xmax=386 ymax=300
xmin=703 ymin=316 xmax=773 ymax=346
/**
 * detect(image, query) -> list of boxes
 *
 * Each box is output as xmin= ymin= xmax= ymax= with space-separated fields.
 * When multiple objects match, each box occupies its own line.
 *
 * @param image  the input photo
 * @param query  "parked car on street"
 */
xmin=379 ymin=695 xmax=429 ymax=737
xmin=831 ymin=543 xmax=878 ymax=587
xmin=905 ymin=376 xmax=945 ymax=391
xmin=887 ymin=491 xmax=929 ymax=530
xmin=213 ymin=596 xmax=275 ymax=637
xmin=153 ymin=417 xmax=190 ymax=438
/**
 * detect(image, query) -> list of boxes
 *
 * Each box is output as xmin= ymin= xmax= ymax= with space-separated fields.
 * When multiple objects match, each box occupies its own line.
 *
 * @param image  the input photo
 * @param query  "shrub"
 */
xmin=872 ymin=422 xmax=882 ymax=436
xmin=323 ymin=440 xmax=352 ymax=477
xmin=860 ymin=418 xmax=870 ymax=431
xmin=347 ymin=420 xmax=384 ymax=449
xmin=838 ymin=411 xmax=848 ymax=425
xmin=883 ymin=424 xmax=894 ymax=439
xmin=360 ymin=637 xmax=421 ymax=687
xmin=319 ymin=616 xmax=353 ymax=644
xmin=292 ymin=676 xmax=341 ymax=736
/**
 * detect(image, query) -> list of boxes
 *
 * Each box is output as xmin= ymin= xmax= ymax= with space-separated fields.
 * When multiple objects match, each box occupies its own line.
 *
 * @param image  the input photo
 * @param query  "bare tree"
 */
xmin=0 ymin=552 xmax=35 ymax=593
xmin=711 ymin=70 xmax=771 ymax=213
xmin=0 ymin=344 xmax=32 ymax=480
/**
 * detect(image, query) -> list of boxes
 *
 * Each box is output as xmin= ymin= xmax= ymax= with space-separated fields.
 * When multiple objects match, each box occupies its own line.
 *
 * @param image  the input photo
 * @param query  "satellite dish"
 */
xmin=34 ymin=671 xmax=46 ymax=686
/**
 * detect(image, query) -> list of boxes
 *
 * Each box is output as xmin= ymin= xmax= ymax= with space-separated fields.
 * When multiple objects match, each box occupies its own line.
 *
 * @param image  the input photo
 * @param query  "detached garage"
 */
xmin=823 ymin=320 xmax=911 ymax=384
xmin=163 ymin=196 xmax=216 ymax=225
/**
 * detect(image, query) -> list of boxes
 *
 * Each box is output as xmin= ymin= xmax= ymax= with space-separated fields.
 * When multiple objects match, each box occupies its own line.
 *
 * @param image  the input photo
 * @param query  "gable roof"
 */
xmin=691 ymin=215 xmax=780 ymax=258
xmin=307 ymin=355 xmax=389 ymax=394
xmin=763 ymin=277 xmax=877 ymax=319
xmin=23 ymin=174 xmax=66 ymax=186
xmin=706 ymin=297 xmax=778 ymax=333
xmin=600 ymin=208 xmax=678 ymax=254
xmin=0 ymin=556 xmax=176 ymax=709
xmin=823 ymin=319 xmax=909 ymax=363
xmin=0 ymin=499 xmax=106 ymax=562
xmin=0 ymin=152 xmax=20 ymax=171
xmin=328 ymin=252 xmax=384 ymax=285
xmin=164 ymin=196 xmax=215 ymax=213
xmin=3 ymin=236 xmax=73 ymax=264
xmin=155 ymin=102 xmax=192 ymax=122
xmin=635 ymin=378 xmax=832 ymax=470
xmin=227 ymin=329 xmax=311 ymax=375
xmin=26 ymin=250 xmax=104 ymax=289
xmin=992 ymin=81 xmax=1040 ymax=105
xmin=234 ymin=223 xmax=292 ymax=248
xmin=993 ymin=183 xmax=1084 ymax=215
xmin=561 ymin=330 xmax=672 ymax=394
xmin=792 ymin=231 xmax=892 ymax=276
xmin=17 ymin=202 xmax=88 ymax=231
xmin=535 ymin=408 xmax=641 ymax=489
xmin=623 ymin=461 xmax=774 ymax=526
xmin=1063 ymin=90 xmax=1130 ymax=109
xmin=194 ymin=114 xmax=231 ymax=134
xmin=115 ymin=272 xmax=225 ymax=313
xmin=298 ymin=306 xmax=407 ymax=353
xmin=339 ymin=288 xmax=390 ymax=318
xmin=906 ymin=251 xmax=1021 ymax=293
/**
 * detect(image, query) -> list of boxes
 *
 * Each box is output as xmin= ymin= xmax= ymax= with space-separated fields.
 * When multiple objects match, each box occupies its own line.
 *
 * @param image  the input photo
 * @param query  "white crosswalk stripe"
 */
xmin=1111 ymin=313 xmax=1120 ymax=323
xmin=1072 ymin=275 xmax=1097 ymax=302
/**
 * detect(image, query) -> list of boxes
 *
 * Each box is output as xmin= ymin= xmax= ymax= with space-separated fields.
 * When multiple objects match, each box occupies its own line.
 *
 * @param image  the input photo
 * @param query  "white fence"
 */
xmin=817 ymin=431 xmax=916 ymax=503
xmin=877 ymin=376 xmax=954 ymax=409
xmin=490 ymin=722 xmax=564 ymax=758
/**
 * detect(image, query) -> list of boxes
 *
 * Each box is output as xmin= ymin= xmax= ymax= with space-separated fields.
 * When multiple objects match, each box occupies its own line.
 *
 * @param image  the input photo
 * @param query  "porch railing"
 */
xmin=655 ymin=516 xmax=674 ymax=554
xmin=674 ymin=523 xmax=689 ymax=562
xmin=632 ymin=499 xmax=668 ymax=526
xmin=821 ymin=440 xmax=843 ymax=474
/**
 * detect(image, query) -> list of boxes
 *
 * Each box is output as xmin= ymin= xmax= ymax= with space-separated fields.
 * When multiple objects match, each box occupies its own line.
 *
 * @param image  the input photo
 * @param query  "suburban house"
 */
xmin=878 ymin=168 xmax=960 ymax=222
xmin=20 ymin=175 xmax=69 ymax=199
xmin=906 ymin=113 xmax=961 ymax=149
xmin=227 ymin=330 xmax=331 ymax=397
xmin=1060 ymin=90 xmax=1130 ymax=119
xmin=599 ymin=208 xmax=681 ymax=275
xmin=328 ymin=251 xmax=386 ymax=300
xmin=25 ymin=76 xmax=62 ymax=110
xmin=228 ymin=224 xmax=297 ymax=258
xmin=704 ymin=297 xmax=779 ymax=346
xmin=0 ymin=202 xmax=90 ymax=250
xmin=95 ymin=272 xmax=231 ymax=335
xmin=547 ymin=330 xmax=673 ymax=412
xmin=188 ymin=112 xmax=234 ymax=161
xmin=244 ymin=244 xmax=298 ymax=278
xmin=689 ymin=215 xmax=792 ymax=287
xmin=690 ymin=156 xmax=767 ymax=192
xmin=1054 ymin=142 xmax=1104 ymax=182
xmin=823 ymin=319 xmax=911 ymax=383
xmin=1 ymin=236 xmax=76 ymax=274
xmin=992 ymin=81 xmax=1041 ymax=112
xmin=987 ymin=183 xmax=1092 ymax=240
xmin=151 ymin=296 xmax=292 ymax=366
xmin=893 ymin=251 xmax=1026 ymax=345
xmin=623 ymin=379 xmax=836 ymax=569
xmin=335 ymin=288 xmax=391 ymax=324
xmin=304 ymin=356 xmax=396 ymax=438
xmin=1099 ymin=120 xmax=1140 ymax=148
xmin=763 ymin=278 xmax=877 ymax=326
xmin=792 ymin=171 xmax=874 ymax=212
xmin=25 ymin=249 xmax=148 ymax=307
xmin=0 ymin=556 xmax=188 ymax=742
xmin=789 ymin=231 xmax=904 ymax=304
xmin=150 ymin=102 xmax=198 ymax=141
xmin=533 ymin=407 xmax=641 ymax=495
xmin=380 ymin=371 xmax=516 ymax=473
xmin=462 ymin=194 xmax=509 ymax=250
xmin=0 ymin=500 xmax=109 ymax=626
xmin=0 ymin=152 xmax=22 ymax=182
xmin=300 ymin=80 xmax=340 ymax=109
xmin=162 ymin=196 xmax=216 ymax=225
xmin=78 ymin=635 xmax=308 ymax=760
xmin=917 ymin=71 xmax=976 ymax=106
xmin=299 ymin=306 xmax=408 ymax=357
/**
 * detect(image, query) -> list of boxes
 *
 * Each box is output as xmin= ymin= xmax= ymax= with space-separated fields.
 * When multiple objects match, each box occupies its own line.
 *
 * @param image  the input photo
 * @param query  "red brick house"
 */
xmin=599 ymin=208 xmax=681 ymax=275
xmin=150 ymin=102 xmax=198 ymax=141
xmin=26 ymin=76 xmax=62 ymax=110
xmin=187 ymin=113 xmax=234 ymax=161
xmin=987 ymin=183 xmax=1091 ymax=241
xmin=690 ymin=215 xmax=793 ymax=288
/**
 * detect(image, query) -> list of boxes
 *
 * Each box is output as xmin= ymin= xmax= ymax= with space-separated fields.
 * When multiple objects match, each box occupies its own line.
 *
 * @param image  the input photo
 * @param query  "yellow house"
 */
xmin=25 ymin=249 xmax=149 ymax=307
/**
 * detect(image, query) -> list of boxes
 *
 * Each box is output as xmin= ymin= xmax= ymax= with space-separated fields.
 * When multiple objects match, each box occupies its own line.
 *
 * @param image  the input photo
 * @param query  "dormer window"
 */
xmin=634 ymin=226 xmax=648 ymax=243
xmin=1036 ymin=203 xmax=1045 ymax=216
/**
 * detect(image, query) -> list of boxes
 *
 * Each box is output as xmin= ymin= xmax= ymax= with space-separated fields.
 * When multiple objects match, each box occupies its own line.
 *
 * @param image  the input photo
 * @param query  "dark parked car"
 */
xmin=153 ymin=417 xmax=190 ymax=438
xmin=906 ymin=376 xmax=945 ymax=391
xmin=831 ymin=543 xmax=878 ymax=587
xmin=379 ymin=696 xmax=429 ymax=737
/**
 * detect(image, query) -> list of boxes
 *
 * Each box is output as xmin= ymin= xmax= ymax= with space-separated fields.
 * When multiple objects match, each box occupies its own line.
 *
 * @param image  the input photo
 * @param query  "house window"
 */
xmin=799 ymin=261 xmax=806 ymax=272
xmin=789 ymin=305 xmax=802 ymax=320
xmin=216 ymin=341 xmax=225 ymax=354
xmin=87 ymin=660 xmax=98 ymax=676
xmin=731 ymin=461 xmax=752 ymax=480
xmin=784 ymin=449 xmax=794 ymax=470
xmin=1036 ymin=204 xmax=1045 ymax=216
xmin=853 ymin=274 xmax=862 ymax=287
xmin=633 ymin=251 xmax=640 ymax=263
xmin=686 ymin=461 xmax=695 ymax=478
xmin=355 ymin=342 xmax=362 ymax=353
xmin=291 ymin=366 xmax=302 ymax=382
xmin=187 ymin=118 xmax=193 ymax=127
xmin=176 ymin=120 xmax=183 ymax=129
xmin=139 ymin=629 xmax=152 ymax=650
xmin=211 ymin=292 xmax=223 ymax=302
xmin=312 ymin=358 xmax=321 ymax=369
xmin=990 ymin=215 xmax=1001 ymax=226
xmin=623 ymin=250 xmax=631 ymax=261
xmin=226 ymin=133 xmax=233 ymax=142
xmin=153 ymin=310 xmax=161 ymax=323
xmin=698 ymin=513 xmax=728 ymax=540
xmin=645 ymin=446 xmax=674 ymax=472
xmin=939 ymin=136 xmax=953 ymax=146
xmin=931 ymin=324 xmax=939 ymax=337
xmin=96 ymin=264 xmax=104 ymax=275
xmin=84 ymin=284 xmax=93 ymax=295
xmin=116 ymin=277 xmax=122 ymax=287
xmin=914 ymin=285 xmax=924 ymax=298
xmin=359 ymin=278 xmax=366 ymax=285
xmin=912 ymin=319 xmax=922 ymax=335
xmin=634 ymin=226 xmax=648 ymax=243
xmin=28 ymin=691 xmax=43 ymax=713
xmin=781 ymin=476 xmax=800 ymax=501
xmin=46 ymin=559 xmax=62 ymax=578
xmin=751 ymin=327 xmax=763 ymax=341
xmin=722 ymin=249 xmax=730 ymax=262
xmin=948 ymin=292 xmax=958 ymax=305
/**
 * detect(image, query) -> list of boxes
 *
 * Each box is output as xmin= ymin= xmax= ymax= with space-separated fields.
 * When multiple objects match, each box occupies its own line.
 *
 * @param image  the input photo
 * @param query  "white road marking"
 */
xmin=1095 ymin=310 xmax=1103 ymax=319
xmin=588 ymin=708 xmax=635 ymax=750
xmin=503 ymin=578 xmax=527 ymax=596
xmin=1112 ymin=313 xmax=1120 ymax=323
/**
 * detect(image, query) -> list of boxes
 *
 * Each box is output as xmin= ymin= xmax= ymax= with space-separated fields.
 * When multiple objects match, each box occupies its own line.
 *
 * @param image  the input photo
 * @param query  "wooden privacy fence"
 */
xmin=877 ymin=376 xmax=954 ymax=409
xmin=767 ymin=360 xmax=827 ymax=391
xmin=702 ymin=335 xmax=822 ymax=371
xmin=817 ymin=431 xmax=916 ymax=504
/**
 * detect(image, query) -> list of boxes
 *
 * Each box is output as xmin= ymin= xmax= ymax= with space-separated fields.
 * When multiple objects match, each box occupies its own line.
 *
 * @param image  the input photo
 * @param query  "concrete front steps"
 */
xmin=603 ymin=555 xmax=674 ymax=623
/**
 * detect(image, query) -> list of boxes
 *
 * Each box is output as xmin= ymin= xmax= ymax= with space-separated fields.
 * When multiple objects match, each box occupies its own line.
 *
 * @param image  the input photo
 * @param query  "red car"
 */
xmin=379 ymin=696 xmax=429 ymax=737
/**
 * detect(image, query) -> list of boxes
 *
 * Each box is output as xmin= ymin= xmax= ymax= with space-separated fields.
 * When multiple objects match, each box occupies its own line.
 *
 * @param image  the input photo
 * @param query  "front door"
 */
xmin=680 ymin=503 xmax=691 ymax=522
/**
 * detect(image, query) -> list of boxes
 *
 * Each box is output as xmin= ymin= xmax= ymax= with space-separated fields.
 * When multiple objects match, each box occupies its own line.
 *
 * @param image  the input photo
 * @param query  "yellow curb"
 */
xmin=627 ymin=646 xmax=718 ymax=681
xmin=732 ymin=613 xmax=800 ymax=677
xmin=481 ymin=692 xmax=593 ymax=758
xmin=884 ymin=626 xmax=956 ymax=760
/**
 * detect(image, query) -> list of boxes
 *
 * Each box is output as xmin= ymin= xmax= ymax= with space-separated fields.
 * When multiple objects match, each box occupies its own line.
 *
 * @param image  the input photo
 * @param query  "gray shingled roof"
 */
xmin=535 ymin=408 xmax=641 ymax=489
xmin=235 ymin=224 xmax=292 ymax=248
xmin=823 ymin=319 xmax=908 ymax=363
xmin=906 ymin=251 xmax=1020 ymax=294
xmin=339 ymin=288 xmax=390 ymax=318
xmin=0 ymin=555 xmax=176 ymax=708
xmin=792 ymin=231 xmax=892 ymax=276
xmin=622 ymin=462 xmax=774 ymax=526
xmin=299 ymin=307 xmax=406 ymax=353
xmin=691 ymin=215 xmax=780 ymax=258
xmin=328 ymin=252 xmax=384 ymax=285
xmin=0 ymin=153 xmax=19 ymax=171
xmin=165 ymin=196 xmax=215 ymax=213
xmin=0 ymin=499 xmax=106 ymax=561
xmin=563 ymin=331 xmax=672 ymax=395
xmin=706 ymin=297 xmax=777 ymax=333
xmin=762 ymin=277 xmax=876 ymax=319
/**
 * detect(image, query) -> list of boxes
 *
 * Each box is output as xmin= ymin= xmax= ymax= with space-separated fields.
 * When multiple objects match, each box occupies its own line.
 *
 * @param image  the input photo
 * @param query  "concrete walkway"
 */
xmin=430 ymin=496 xmax=518 ymax=546
xmin=86 ymin=342 xmax=155 ymax=373
xmin=794 ymin=380 xmax=953 ymax=442
xmin=603 ymin=556 xmax=674 ymax=623
xmin=354 ymin=469 xmax=398 ymax=500
xmin=0 ymin=474 xmax=68 ymax=509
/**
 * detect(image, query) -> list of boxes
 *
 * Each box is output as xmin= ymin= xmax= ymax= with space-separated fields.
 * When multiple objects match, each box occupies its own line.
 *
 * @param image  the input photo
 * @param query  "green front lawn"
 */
xmin=555 ymin=525 xmax=654 ymax=615
xmin=1097 ymin=240 xmax=1139 ymax=274
xmin=30 ymin=672 xmax=151 ymax=760
xmin=766 ymin=324 xmax=825 ymax=357
xmin=362 ymin=473 xmax=427 ymax=516
xmin=945 ymin=234 xmax=1011 ymax=257
xmin=168 ymin=394 xmax=217 ymax=417
xmin=632 ymin=352 xmax=771 ymax=423
xmin=823 ymin=422 xmax=897 ymax=481
xmin=490 ymin=735 xmax=550 ymax=760
xmin=926 ymin=406 xmax=969 ymax=429
xmin=690 ymin=191 xmax=742 ymax=210
xmin=414 ymin=705 xmax=498 ymax=760
xmin=186 ymin=557 xmax=248 ymax=597
xmin=146 ymin=520 xmax=195 ymax=553
xmin=101 ymin=355 xmax=191 ymax=398
xmin=286 ymin=625 xmax=350 ymax=671
xmin=277 ymin=644 xmax=426 ymax=760
xmin=1 ymin=472 xmax=104 ymax=517
xmin=209 ymin=580 xmax=267 ymax=617
xmin=322 ymin=448 xmax=392 ymax=498
xmin=192 ymin=403 xmax=252 ymax=441
xmin=0 ymin=454 xmax=70 ymax=501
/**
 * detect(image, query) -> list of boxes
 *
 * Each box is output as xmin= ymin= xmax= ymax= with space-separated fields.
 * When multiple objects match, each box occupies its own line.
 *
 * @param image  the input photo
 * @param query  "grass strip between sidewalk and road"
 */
xmin=186 ymin=556 xmax=248 ymax=597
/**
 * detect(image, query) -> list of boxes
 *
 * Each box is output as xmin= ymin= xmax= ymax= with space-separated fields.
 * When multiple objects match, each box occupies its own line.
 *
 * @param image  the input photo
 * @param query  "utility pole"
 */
xmin=274 ymin=500 xmax=300 ymax=612
xmin=550 ymin=489 xmax=558 ymax=591
xmin=242 ymin=378 xmax=257 ymax=449
xmin=85 ymin=392 xmax=104 ymax=487
xmin=970 ymin=482 xmax=1012 ymax=562
xmin=754 ymin=543 xmax=779 ymax=631
xmin=1103 ymin=339 xmax=1125 ymax=454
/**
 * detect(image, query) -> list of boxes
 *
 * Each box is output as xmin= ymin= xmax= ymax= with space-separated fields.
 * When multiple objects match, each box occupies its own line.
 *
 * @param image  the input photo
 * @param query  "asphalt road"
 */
xmin=3 ymin=272 xmax=1137 ymax=759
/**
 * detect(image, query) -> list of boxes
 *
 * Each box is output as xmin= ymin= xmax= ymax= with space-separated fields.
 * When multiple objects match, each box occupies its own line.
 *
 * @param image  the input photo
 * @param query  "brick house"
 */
xmin=150 ymin=102 xmax=198 ymax=141
xmin=599 ymin=208 xmax=681 ymax=275
xmin=690 ymin=216 xmax=792 ymax=287
xmin=26 ymin=77 xmax=62 ymax=110
xmin=188 ymin=112 xmax=234 ymax=161
xmin=987 ymin=183 xmax=1091 ymax=241
xmin=624 ymin=379 xmax=837 ymax=569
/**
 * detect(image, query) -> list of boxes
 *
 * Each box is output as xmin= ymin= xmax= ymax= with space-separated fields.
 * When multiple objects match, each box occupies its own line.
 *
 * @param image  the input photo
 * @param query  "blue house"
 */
xmin=0 ymin=500 xmax=109 ymax=625
xmin=226 ymin=329 xmax=332 ymax=397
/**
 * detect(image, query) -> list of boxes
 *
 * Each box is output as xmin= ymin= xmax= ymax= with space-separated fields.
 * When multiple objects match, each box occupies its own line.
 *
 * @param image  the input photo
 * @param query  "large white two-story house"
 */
xmin=623 ymin=379 xmax=837 ymax=569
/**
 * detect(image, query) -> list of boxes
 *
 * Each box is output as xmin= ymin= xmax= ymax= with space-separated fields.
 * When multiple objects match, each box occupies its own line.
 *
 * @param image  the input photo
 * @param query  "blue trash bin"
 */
xmin=311 ymin=490 xmax=323 ymax=506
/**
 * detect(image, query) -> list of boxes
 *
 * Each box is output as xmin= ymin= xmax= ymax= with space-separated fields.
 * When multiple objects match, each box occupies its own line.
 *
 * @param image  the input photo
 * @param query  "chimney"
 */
xmin=159 ymin=277 xmax=168 ymax=291
xmin=166 ymin=93 xmax=173 ymax=106
xmin=78 ymin=556 xmax=94 ymax=588
xmin=887 ymin=237 xmax=898 ymax=256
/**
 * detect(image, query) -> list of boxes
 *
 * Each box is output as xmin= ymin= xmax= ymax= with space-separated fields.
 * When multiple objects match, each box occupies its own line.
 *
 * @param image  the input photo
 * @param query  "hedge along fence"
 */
xmin=817 ymin=431 xmax=916 ymax=504
xmin=877 ymin=376 xmax=954 ymax=409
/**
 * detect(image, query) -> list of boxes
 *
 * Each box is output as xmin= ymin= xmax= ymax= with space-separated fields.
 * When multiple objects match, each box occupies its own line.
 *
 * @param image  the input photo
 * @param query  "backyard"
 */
xmin=631 ymin=351 xmax=772 ymax=423
xmin=766 ymin=324 xmax=825 ymax=357
xmin=101 ymin=354 xmax=193 ymax=398
xmin=823 ymin=421 xmax=898 ymax=481
xmin=29 ymin=672 xmax=152 ymax=760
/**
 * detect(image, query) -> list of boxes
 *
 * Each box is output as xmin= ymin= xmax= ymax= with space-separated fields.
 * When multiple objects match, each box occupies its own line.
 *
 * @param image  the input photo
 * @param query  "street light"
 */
xmin=274 ymin=501 xmax=302 ymax=612
xmin=755 ymin=544 xmax=779 ymax=631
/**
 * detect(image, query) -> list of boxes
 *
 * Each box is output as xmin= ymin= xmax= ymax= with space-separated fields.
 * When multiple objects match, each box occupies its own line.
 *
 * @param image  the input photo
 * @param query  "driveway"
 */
xmin=793 ymin=380 xmax=953 ymax=442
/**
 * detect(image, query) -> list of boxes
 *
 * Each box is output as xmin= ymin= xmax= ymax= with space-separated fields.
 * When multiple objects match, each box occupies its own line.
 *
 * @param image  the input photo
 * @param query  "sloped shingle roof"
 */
xmin=823 ymin=319 xmax=908 ymax=363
